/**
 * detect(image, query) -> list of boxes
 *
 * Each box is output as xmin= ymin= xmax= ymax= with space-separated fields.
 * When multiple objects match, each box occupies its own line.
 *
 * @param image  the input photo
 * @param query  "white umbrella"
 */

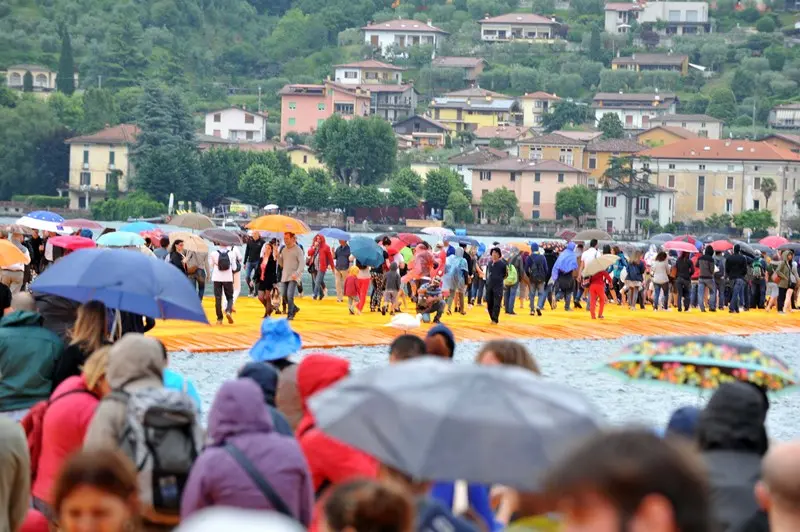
xmin=421 ymin=226 xmax=455 ymax=238
xmin=263 ymin=204 xmax=279 ymax=211
xmin=582 ymin=254 xmax=620 ymax=277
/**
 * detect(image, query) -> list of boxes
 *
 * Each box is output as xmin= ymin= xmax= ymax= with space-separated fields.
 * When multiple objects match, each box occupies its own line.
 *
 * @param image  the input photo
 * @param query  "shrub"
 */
xmin=11 ymin=195 xmax=69 ymax=208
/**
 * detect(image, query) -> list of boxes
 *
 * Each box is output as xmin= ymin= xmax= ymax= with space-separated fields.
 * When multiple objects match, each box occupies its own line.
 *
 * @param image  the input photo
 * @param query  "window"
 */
xmin=668 ymin=175 xmax=675 ymax=188
xmin=246 ymin=131 xmax=254 ymax=140
xmin=725 ymin=199 xmax=733 ymax=213
xmin=213 ymin=113 xmax=221 ymax=122
xmin=754 ymin=177 xmax=761 ymax=190
xmin=83 ymin=150 xmax=89 ymax=164
xmin=726 ymin=176 xmax=734 ymax=190
xmin=532 ymin=210 xmax=540 ymax=219
xmin=559 ymin=149 xmax=573 ymax=166
xmin=698 ymin=164 xmax=706 ymax=170
xmin=479 ymin=171 xmax=492 ymax=181
xmin=482 ymin=189 xmax=489 ymax=197
xmin=288 ymin=117 xmax=296 ymax=126
xmin=588 ymin=157 xmax=597 ymax=170
xmin=681 ymin=122 xmax=687 ymax=128
xmin=510 ymin=172 xmax=517 ymax=182
xmin=529 ymin=147 xmax=542 ymax=160
xmin=637 ymin=197 xmax=649 ymax=214
xmin=213 ymin=129 xmax=221 ymax=136
xmin=80 ymin=172 xmax=91 ymax=186
xmin=534 ymin=172 xmax=541 ymax=182
xmin=344 ymin=71 xmax=358 ymax=79
xmin=105 ymin=173 xmax=115 ymax=188
xmin=697 ymin=175 xmax=705 ymax=211
xmin=754 ymin=165 xmax=760 ymax=171
xmin=642 ymin=162 xmax=650 ymax=170
xmin=335 ymin=103 xmax=354 ymax=115
xmin=699 ymin=130 xmax=708 ymax=138
xmin=785 ymin=177 xmax=789 ymax=190
xmin=109 ymin=151 xmax=115 ymax=165
xmin=557 ymin=173 xmax=564 ymax=183
xmin=668 ymin=163 xmax=675 ymax=170
xmin=727 ymin=164 xmax=735 ymax=171
xmin=303 ymin=155 xmax=308 ymax=164
xmin=533 ymin=191 xmax=540 ymax=206
xmin=244 ymin=114 xmax=255 ymax=124
xmin=753 ymin=199 xmax=760 ymax=210
xmin=288 ymin=102 xmax=297 ymax=110
xmin=457 ymin=165 xmax=463 ymax=172
xmin=604 ymin=196 xmax=617 ymax=208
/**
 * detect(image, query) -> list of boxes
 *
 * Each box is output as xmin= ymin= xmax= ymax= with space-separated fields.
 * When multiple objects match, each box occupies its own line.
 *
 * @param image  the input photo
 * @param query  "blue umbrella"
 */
xmin=32 ymin=248 xmax=208 ymax=323
xmin=318 ymin=228 xmax=352 ymax=241
xmin=97 ymin=232 xmax=145 ymax=247
xmin=17 ymin=211 xmax=65 ymax=232
xmin=119 ymin=221 xmax=157 ymax=234
xmin=456 ymin=236 xmax=479 ymax=247
xmin=350 ymin=236 xmax=384 ymax=268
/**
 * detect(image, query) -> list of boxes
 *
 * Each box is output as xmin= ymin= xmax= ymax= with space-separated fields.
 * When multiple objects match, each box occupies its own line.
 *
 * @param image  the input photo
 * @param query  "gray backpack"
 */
xmin=109 ymin=387 xmax=202 ymax=516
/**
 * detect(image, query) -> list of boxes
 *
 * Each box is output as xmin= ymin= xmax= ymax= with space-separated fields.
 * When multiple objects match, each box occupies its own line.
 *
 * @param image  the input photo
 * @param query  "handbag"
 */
xmin=223 ymin=443 xmax=294 ymax=519
xmin=772 ymin=272 xmax=780 ymax=283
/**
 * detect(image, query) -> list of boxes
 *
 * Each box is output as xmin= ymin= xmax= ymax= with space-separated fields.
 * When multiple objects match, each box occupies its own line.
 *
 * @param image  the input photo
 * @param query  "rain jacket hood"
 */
xmin=296 ymin=354 xmax=349 ymax=436
xmin=239 ymin=361 xmax=280 ymax=406
xmin=208 ymin=379 xmax=273 ymax=445
xmin=0 ymin=310 xmax=43 ymax=328
xmin=105 ymin=334 xmax=165 ymax=389
xmin=551 ymin=242 xmax=578 ymax=280
xmin=697 ymin=381 xmax=768 ymax=455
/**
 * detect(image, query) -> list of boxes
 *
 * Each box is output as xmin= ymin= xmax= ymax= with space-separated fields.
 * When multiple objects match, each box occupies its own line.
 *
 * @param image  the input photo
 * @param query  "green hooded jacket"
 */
xmin=0 ymin=310 xmax=63 ymax=412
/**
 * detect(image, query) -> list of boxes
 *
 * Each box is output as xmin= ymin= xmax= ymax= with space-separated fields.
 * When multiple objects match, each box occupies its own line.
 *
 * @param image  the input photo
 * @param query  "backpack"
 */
xmin=527 ymin=256 xmax=547 ymax=283
xmin=217 ymin=249 xmax=231 ymax=271
xmin=504 ymin=264 xmax=518 ymax=287
xmin=108 ymin=387 xmax=202 ymax=518
xmin=751 ymin=260 xmax=763 ymax=279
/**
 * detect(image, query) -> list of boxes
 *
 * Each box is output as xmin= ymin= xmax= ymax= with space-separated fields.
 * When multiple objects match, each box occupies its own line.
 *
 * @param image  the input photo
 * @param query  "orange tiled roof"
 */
xmin=637 ymin=139 xmax=800 ymax=161
xmin=65 ymin=124 xmax=140 ymax=144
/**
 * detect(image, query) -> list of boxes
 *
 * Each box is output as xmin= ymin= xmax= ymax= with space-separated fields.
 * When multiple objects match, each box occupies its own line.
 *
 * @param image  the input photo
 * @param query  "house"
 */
xmin=584 ymin=138 xmax=647 ymax=184
xmin=553 ymin=130 xmax=602 ymax=142
xmin=655 ymin=114 xmax=722 ymax=139
xmin=285 ymin=145 xmax=323 ymax=171
xmin=366 ymin=84 xmax=418 ymax=122
xmin=65 ymin=124 xmax=140 ymax=210
xmin=3 ymin=64 xmax=78 ymax=93
xmin=428 ymin=88 xmax=520 ymax=132
xmin=362 ymin=19 xmax=448 ymax=56
xmin=604 ymin=3 xmax=643 ymax=34
xmin=520 ymin=91 xmax=560 ymax=129
xmin=196 ymin=133 xmax=236 ymax=152
xmin=478 ymin=13 xmax=561 ymax=42
xmin=473 ymin=125 xmax=532 ymax=153
xmin=518 ymin=132 xmax=586 ymax=168
xmin=392 ymin=114 xmax=450 ymax=148
xmin=333 ymin=60 xmax=404 ymax=85
xmin=637 ymin=1 xmax=711 ymax=35
xmin=637 ymin=125 xmax=698 ymax=147
xmin=596 ymin=183 xmax=675 ymax=234
xmin=763 ymin=133 xmax=800 ymax=154
xmin=430 ymin=57 xmax=486 ymax=86
xmin=592 ymin=91 xmax=678 ymax=131
xmin=471 ymin=158 xmax=587 ymax=220
xmin=448 ymin=146 xmax=507 ymax=189
xmin=611 ymin=53 xmax=689 ymax=75
xmin=279 ymin=81 xmax=371 ymax=140
xmin=634 ymin=139 xmax=800 ymax=232
xmin=769 ymin=103 xmax=800 ymax=129
xmin=204 ymin=107 xmax=268 ymax=142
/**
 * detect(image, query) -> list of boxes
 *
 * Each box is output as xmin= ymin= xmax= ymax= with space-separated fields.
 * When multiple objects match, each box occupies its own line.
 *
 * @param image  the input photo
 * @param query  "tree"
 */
xmin=706 ymin=213 xmax=733 ymax=230
xmin=731 ymin=69 xmax=755 ymax=102
xmin=555 ymin=185 xmax=596 ymax=225
xmin=733 ymin=209 xmax=776 ymax=232
xmin=423 ymin=168 xmax=454 ymax=214
xmin=392 ymin=168 xmax=423 ymax=199
xmin=488 ymin=138 xmax=506 ymax=149
xmin=91 ymin=192 xmax=166 ymax=221
xmin=300 ymin=174 xmax=333 ymax=210
xmin=588 ymin=27 xmax=604 ymax=63
xmin=330 ymin=183 xmax=358 ymax=214
xmin=542 ymin=101 xmax=591 ymax=132
xmin=760 ymin=177 xmax=777 ymax=209
xmin=239 ymin=164 xmax=276 ymax=207
xmin=447 ymin=191 xmax=473 ymax=224
xmin=82 ymin=88 xmax=119 ymax=134
xmin=765 ymin=45 xmax=786 ymax=72
xmin=388 ymin=183 xmax=419 ymax=210
xmin=356 ymin=185 xmax=386 ymax=209
xmin=705 ymin=88 xmax=737 ymax=124
xmin=755 ymin=16 xmax=776 ymax=33
xmin=602 ymin=156 xmax=659 ymax=232
xmin=106 ymin=169 xmax=121 ymax=199
xmin=480 ymin=188 xmax=520 ymax=224
xmin=270 ymin=174 xmax=297 ymax=210
xmin=314 ymin=115 xmax=397 ymax=186
xmin=56 ymin=27 xmax=75 ymax=95
xmin=22 ymin=71 xmax=33 ymax=93
xmin=597 ymin=113 xmax=624 ymax=139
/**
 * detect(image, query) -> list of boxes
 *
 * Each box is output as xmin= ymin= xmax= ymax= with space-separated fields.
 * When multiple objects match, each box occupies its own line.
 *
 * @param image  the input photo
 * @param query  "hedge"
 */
xmin=11 ymin=195 xmax=69 ymax=208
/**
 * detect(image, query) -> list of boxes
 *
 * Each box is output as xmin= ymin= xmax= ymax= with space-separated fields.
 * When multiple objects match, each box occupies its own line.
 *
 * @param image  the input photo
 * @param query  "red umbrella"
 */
xmin=556 ymin=229 xmax=576 ymax=241
xmin=49 ymin=235 xmax=96 ymax=251
xmin=760 ymin=235 xmax=789 ymax=249
xmin=62 ymin=218 xmax=104 ymax=230
xmin=397 ymin=232 xmax=423 ymax=246
xmin=673 ymin=234 xmax=698 ymax=244
xmin=387 ymin=237 xmax=406 ymax=256
xmin=710 ymin=240 xmax=733 ymax=252
xmin=664 ymin=240 xmax=700 ymax=254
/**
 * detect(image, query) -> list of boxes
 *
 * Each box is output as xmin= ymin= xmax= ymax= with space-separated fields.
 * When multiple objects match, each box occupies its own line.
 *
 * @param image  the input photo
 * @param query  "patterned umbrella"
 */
xmin=555 ymin=229 xmax=576 ymax=241
xmin=479 ymin=244 xmax=518 ymax=266
xmin=17 ymin=211 xmax=65 ymax=233
xmin=604 ymin=336 xmax=798 ymax=393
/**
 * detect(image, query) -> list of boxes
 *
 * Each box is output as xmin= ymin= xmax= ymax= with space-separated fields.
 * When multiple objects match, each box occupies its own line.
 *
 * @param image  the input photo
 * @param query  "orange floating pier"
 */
xmin=148 ymin=296 xmax=800 ymax=353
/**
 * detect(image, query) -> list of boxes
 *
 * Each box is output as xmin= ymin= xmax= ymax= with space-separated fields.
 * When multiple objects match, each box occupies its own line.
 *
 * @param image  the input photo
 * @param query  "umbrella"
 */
xmin=62 ymin=219 xmax=104 ymax=230
xmin=309 ymin=357 xmax=601 ymax=490
xmin=399 ymin=247 xmax=413 ymax=264
xmin=456 ymin=236 xmax=480 ymax=247
xmin=349 ymin=236 xmax=384 ymax=268
xmin=732 ymin=240 xmax=756 ymax=257
xmin=318 ymin=228 xmax=351 ymax=241
xmin=604 ymin=336 xmax=798 ymax=393
xmin=509 ymin=241 xmax=531 ymax=253
xmin=263 ymin=204 xmax=279 ymax=211
xmin=247 ymin=215 xmax=310 ymax=234
xmin=119 ymin=221 xmax=157 ymax=234
xmin=573 ymin=229 xmax=611 ymax=242
xmin=650 ymin=233 xmax=675 ymax=242
xmin=201 ymin=229 xmax=242 ymax=246
xmin=387 ymin=237 xmax=406 ymax=256
xmin=673 ymin=234 xmax=699 ymax=244
xmin=778 ymin=242 xmax=800 ymax=253
xmin=421 ymin=227 xmax=455 ymax=238
xmin=2 ymin=224 xmax=32 ymax=236
xmin=374 ymin=233 xmax=397 ymax=242
xmin=760 ymin=235 xmax=789 ymax=249
xmin=555 ymin=229 xmax=576 ymax=241
xmin=700 ymin=233 xmax=729 ymax=243
xmin=17 ymin=211 xmax=65 ymax=233
xmin=663 ymin=240 xmax=699 ymax=254
xmin=750 ymin=243 xmax=776 ymax=255
xmin=169 ymin=213 xmax=215 ymax=231
xmin=97 ymin=232 xmax=145 ymax=248
xmin=31 ymin=248 xmax=208 ymax=324
xmin=49 ymin=235 xmax=96 ymax=251
xmin=582 ymin=254 xmax=619 ymax=277
xmin=169 ymin=232 xmax=209 ymax=253
xmin=0 ymin=240 xmax=30 ymax=268
xmin=710 ymin=240 xmax=733 ymax=252
xmin=397 ymin=233 xmax=423 ymax=246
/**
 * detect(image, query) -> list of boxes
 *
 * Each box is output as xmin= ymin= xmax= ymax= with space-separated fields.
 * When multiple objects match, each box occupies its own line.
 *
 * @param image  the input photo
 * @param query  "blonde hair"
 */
xmin=81 ymin=346 xmax=111 ymax=391
xmin=348 ymin=265 xmax=359 ymax=276
xmin=69 ymin=300 xmax=107 ymax=354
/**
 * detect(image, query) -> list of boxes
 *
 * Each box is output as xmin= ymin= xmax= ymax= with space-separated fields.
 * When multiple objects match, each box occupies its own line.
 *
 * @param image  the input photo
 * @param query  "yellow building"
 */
xmin=428 ymin=88 xmax=520 ymax=132
xmin=286 ymin=145 xmax=323 ymax=171
xmin=611 ymin=53 xmax=689 ymax=76
xmin=519 ymin=91 xmax=560 ymax=129
xmin=65 ymin=124 xmax=139 ymax=210
xmin=637 ymin=125 xmax=697 ymax=148
xmin=763 ymin=133 xmax=800 ymax=154
xmin=583 ymin=138 xmax=646 ymax=183
xmin=518 ymin=133 xmax=585 ymax=168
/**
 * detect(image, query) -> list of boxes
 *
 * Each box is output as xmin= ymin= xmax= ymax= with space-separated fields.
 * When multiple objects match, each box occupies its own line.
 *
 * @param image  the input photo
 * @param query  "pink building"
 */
xmin=471 ymin=158 xmax=587 ymax=221
xmin=279 ymin=81 xmax=371 ymax=140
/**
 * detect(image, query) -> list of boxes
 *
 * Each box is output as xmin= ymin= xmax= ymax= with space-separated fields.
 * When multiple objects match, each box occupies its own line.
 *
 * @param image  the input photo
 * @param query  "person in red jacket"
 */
xmin=308 ymin=235 xmax=335 ymax=301
xmin=588 ymin=270 xmax=612 ymax=320
xmin=343 ymin=266 xmax=360 ymax=315
xmin=31 ymin=347 xmax=111 ymax=520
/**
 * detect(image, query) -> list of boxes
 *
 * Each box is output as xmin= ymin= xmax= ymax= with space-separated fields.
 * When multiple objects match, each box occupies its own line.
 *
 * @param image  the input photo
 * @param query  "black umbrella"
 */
xmin=650 ymin=233 xmax=674 ymax=242
xmin=201 ymin=229 xmax=243 ymax=246
xmin=778 ymin=242 xmax=800 ymax=253
xmin=732 ymin=240 xmax=756 ymax=257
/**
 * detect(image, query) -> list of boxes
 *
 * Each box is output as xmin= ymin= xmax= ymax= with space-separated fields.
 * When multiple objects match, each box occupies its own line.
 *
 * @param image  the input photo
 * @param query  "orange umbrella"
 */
xmin=509 ymin=241 xmax=531 ymax=253
xmin=0 ymin=240 xmax=30 ymax=268
xmin=247 ymin=215 xmax=310 ymax=234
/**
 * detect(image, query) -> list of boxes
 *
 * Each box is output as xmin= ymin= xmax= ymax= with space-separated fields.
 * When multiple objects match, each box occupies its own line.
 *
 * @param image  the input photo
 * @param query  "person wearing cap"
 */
xmin=425 ymin=324 xmax=455 ymax=358
xmin=416 ymin=280 xmax=444 ymax=324
xmin=664 ymin=406 xmax=701 ymax=440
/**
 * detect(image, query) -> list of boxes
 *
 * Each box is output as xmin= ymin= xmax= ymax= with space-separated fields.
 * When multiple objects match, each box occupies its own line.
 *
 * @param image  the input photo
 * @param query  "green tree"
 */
xmin=56 ymin=27 xmax=75 ymax=95
xmin=423 ymin=168 xmax=453 ymax=213
xmin=239 ymin=164 xmax=276 ymax=207
xmin=22 ymin=71 xmax=33 ymax=93
xmin=388 ymin=183 xmax=419 ymax=210
xmin=760 ymin=177 xmax=777 ymax=209
xmin=481 ymin=188 xmax=520 ymax=224
xmin=82 ymin=88 xmax=119 ymax=134
xmin=392 ymin=168 xmax=424 ymax=199
xmin=91 ymin=191 xmax=166 ymax=221
xmin=765 ymin=45 xmax=787 ymax=72
xmin=588 ymin=27 xmax=604 ymax=63
xmin=733 ymin=209 xmax=776 ymax=232
xmin=300 ymin=174 xmax=333 ymax=210
xmin=314 ymin=115 xmax=397 ymax=186
xmin=106 ymin=169 xmax=121 ymax=199
xmin=731 ymin=69 xmax=755 ymax=101
xmin=330 ymin=183 xmax=358 ymax=214
xmin=446 ymin=191 xmax=473 ymax=224
xmin=705 ymin=88 xmax=737 ymax=123
xmin=706 ymin=213 xmax=732 ymax=230
xmin=356 ymin=185 xmax=386 ymax=209
xmin=87 ymin=18 xmax=148 ymax=90
xmin=270 ymin=174 xmax=297 ymax=210
xmin=597 ymin=113 xmax=624 ymax=139
xmin=555 ymin=185 xmax=596 ymax=225
xmin=47 ymin=93 xmax=84 ymax=131
xmin=755 ymin=16 xmax=776 ymax=33
xmin=488 ymin=138 xmax=506 ymax=149
xmin=543 ymin=101 xmax=591 ymax=132
xmin=602 ymin=156 xmax=659 ymax=232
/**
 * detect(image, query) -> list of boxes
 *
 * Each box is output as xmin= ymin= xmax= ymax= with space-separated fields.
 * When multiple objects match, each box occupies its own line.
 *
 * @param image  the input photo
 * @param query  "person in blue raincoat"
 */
xmin=444 ymin=249 xmax=468 ymax=314
xmin=549 ymin=242 xmax=579 ymax=311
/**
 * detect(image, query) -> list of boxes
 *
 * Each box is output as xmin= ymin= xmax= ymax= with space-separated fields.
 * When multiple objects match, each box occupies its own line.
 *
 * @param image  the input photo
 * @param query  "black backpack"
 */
xmin=218 ymin=250 xmax=231 ymax=271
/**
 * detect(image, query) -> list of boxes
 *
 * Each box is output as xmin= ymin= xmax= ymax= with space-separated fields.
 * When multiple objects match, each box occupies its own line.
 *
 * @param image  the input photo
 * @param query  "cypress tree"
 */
xmin=56 ymin=27 xmax=75 ymax=95
xmin=22 ymin=71 xmax=33 ymax=92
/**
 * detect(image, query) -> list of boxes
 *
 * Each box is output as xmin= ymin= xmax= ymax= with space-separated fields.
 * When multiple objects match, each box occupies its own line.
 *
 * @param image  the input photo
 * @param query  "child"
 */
xmin=344 ymin=265 xmax=360 ymax=315
xmin=383 ymin=262 xmax=401 ymax=315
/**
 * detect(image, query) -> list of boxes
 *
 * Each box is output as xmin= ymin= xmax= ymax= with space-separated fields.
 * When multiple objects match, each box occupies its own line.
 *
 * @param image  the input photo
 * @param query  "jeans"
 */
xmin=189 ymin=269 xmax=206 ymax=299
xmin=213 ymin=281 xmax=233 ymax=321
xmin=676 ymin=278 xmax=691 ymax=311
xmin=503 ymin=284 xmax=518 ymax=313
xmin=245 ymin=260 xmax=259 ymax=288
xmin=281 ymin=280 xmax=299 ymax=316
xmin=653 ymin=282 xmax=669 ymax=309
xmin=752 ymin=278 xmax=766 ymax=309
xmin=529 ymin=281 xmax=546 ymax=311
xmin=335 ymin=269 xmax=348 ymax=301
xmin=471 ymin=277 xmax=485 ymax=304
xmin=698 ymin=278 xmax=716 ymax=311
xmin=421 ymin=300 xmax=445 ymax=323
xmin=730 ymin=278 xmax=745 ymax=312
xmin=562 ymin=287 xmax=573 ymax=310
xmin=313 ymin=270 xmax=326 ymax=299
xmin=485 ymin=284 xmax=503 ymax=322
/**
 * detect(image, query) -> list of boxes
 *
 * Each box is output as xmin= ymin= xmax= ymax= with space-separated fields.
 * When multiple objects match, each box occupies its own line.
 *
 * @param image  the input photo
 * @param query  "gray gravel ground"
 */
xmin=170 ymin=333 xmax=800 ymax=440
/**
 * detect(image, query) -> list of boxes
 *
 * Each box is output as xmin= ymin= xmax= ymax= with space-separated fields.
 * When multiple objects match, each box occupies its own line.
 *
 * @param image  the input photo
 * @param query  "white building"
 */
xmin=596 ymin=184 xmax=675 ymax=234
xmin=604 ymin=3 xmax=643 ymax=34
xmin=593 ymin=92 xmax=678 ymax=131
xmin=478 ymin=13 xmax=561 ymax=42
xmin=638 ymin=1 xmax=711 ymax=35
xmin=362 ymin=19 xmax=448 ymax=56
xmin=655 ymin=114 xmax=722 ymax=139
xmin=769 ymin=104 xmax=800 ymax=129
xmin=205 ymin=107 xmax=269 ymax=142
xmin=333 ymin=60 xmax=405 ymax=85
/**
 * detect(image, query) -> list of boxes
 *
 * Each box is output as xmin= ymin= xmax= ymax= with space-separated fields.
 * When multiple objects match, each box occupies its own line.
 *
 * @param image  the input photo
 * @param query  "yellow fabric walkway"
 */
xmin=148 ymin=296 xmax=800 ymax=353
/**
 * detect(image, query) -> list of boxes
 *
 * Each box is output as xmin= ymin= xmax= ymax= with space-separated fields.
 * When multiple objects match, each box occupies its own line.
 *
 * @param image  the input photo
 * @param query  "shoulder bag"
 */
xmin=224 ymin=443 xmax=294 ymax=519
